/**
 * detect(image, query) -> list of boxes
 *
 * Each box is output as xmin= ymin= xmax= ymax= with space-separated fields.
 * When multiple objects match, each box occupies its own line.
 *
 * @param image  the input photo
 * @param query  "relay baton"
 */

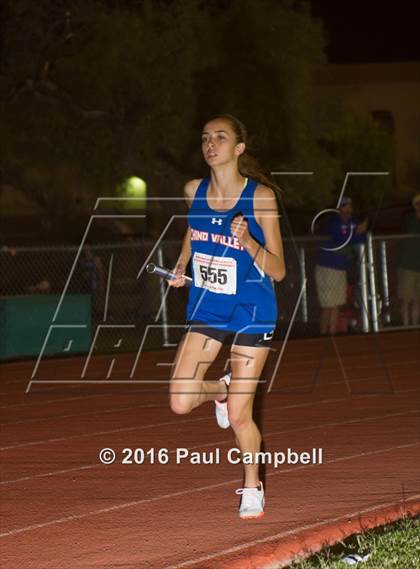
xmin=146 ymin=263 xmax=192 ymax=287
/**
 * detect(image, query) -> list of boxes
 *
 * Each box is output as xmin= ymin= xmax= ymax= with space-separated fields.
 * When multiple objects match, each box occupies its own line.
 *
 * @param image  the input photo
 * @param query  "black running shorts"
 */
xmin=184 ymin=320 xmax=274 ymax=348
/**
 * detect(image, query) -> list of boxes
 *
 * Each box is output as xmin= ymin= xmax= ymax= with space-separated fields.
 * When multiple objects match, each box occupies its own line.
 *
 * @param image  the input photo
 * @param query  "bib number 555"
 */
xmin=199 ymin=265 xmax=228 ymax=285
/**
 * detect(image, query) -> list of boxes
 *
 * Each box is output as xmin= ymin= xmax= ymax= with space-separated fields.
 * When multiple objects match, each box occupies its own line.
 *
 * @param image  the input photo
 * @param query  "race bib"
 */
xmin=193 ymin=252 xmax=237 ymax=295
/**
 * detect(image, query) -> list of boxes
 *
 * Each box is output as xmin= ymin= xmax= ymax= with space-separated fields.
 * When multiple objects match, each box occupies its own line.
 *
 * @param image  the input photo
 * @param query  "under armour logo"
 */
xmin=263 ymin=331 xmax=274 ymax=341
xmin=211 ymin=218 xmax=223 ymax=225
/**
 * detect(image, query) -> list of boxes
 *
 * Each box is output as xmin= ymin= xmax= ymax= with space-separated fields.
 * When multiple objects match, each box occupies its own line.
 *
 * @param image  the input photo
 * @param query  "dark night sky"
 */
xmin=310 ymin=1 xmax=420 ymax=64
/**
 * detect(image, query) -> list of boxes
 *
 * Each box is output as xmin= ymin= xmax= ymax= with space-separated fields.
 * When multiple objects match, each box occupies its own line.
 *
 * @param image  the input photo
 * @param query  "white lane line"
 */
xmin=2 ymin=347 xmax=416 ymax=388
xmin=4 ymin=355 xmax=417 ymax=386
xmin=0 ymin=393 xmax=114 ymax=410
xmin=0 ymin=442 xmax=418 ymax=538
xmin=0 ymin=346 xmax=418 ymax=394
xmin=1 ymin=464 xmax=99 ymax=486
xmin=2 ymin=368 xmax=413 ymax=426
xmin=22 ymin=359 xmax=417 ymax=388
xmin=1 ymin=387 xmax=418 ymax=452
xmin=2 ymin=352 xmax=417 ymax=402
xmin=0 ymin=403 xmax=165 ymax=427
xmin=164 ymin=493 xmax=420 ymax=569
xmin=0 ymin=415 xmax=209 ymax=452
xmin=2 ymin=409 xmax=418 ymax=485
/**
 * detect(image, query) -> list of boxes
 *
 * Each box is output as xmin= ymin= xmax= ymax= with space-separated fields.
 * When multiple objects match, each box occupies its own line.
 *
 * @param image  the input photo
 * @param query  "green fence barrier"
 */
xmin=0 ymin=294 xmax=91 ymax=360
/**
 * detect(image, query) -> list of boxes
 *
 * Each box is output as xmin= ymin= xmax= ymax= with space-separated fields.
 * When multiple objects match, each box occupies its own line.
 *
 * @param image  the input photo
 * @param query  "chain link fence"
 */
xmin=0 ymin=233 xmax=418 ymax=359
xmin=371 ymin=234 xmax=420 ymax=331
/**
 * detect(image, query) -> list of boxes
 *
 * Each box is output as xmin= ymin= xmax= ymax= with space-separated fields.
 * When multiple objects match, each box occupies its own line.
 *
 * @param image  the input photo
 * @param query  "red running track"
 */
xmin=0 ymin=331 xmax=419 ymax=568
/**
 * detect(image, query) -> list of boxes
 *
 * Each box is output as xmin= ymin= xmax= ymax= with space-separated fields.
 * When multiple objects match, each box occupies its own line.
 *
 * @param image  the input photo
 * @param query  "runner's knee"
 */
xmin=227 ymin=403 xmax=253 ymax=431
xmin=169 ymin=393 xmax=193 ymax=415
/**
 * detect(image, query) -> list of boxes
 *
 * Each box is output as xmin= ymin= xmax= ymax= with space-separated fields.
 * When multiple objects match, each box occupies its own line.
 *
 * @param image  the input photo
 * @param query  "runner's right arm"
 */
xmin=168 ymin=179 xmax=201 ymax=288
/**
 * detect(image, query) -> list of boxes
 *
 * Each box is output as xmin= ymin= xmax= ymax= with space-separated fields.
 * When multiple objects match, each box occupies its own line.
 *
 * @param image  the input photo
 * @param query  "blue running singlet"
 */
xmin=186 ymin=177 xmax=277 ymax=334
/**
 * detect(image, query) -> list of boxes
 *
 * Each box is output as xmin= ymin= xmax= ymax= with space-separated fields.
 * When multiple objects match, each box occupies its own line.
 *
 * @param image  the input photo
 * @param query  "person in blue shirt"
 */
xmin=168 ymin=114 xmax=286 ymax=519
xmin=315 ymin=197 xmax=368 ymax=335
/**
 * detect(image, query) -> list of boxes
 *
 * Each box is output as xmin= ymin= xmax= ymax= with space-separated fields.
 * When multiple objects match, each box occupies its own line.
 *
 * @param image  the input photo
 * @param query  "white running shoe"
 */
xmin=214 ymin=372 xmax=231 ymax=429
xmin=236 ymin=482 xmax=265 ymax=519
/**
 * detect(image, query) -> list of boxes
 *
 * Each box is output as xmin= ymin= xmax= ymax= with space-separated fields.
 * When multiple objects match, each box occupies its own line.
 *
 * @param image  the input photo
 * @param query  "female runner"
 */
xmin=168 ymin=114 xmax=285 ymax=519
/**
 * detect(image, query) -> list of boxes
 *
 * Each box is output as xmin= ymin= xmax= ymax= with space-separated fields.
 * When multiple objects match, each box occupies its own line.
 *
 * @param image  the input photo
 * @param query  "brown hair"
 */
xmin=205 ymin=113 xmax=282 ymax=199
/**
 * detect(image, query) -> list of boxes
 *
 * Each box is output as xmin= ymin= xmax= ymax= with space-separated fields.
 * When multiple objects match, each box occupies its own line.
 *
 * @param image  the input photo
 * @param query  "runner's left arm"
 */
xmin=236 ymin=186 xmax=286 ymax=282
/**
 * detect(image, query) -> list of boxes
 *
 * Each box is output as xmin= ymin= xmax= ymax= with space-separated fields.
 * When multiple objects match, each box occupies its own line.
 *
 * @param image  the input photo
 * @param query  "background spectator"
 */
xmin=397 ymin=194 xmax=420 ymax=326
xmin=315 ymin=197 xmax=368 ymax=335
